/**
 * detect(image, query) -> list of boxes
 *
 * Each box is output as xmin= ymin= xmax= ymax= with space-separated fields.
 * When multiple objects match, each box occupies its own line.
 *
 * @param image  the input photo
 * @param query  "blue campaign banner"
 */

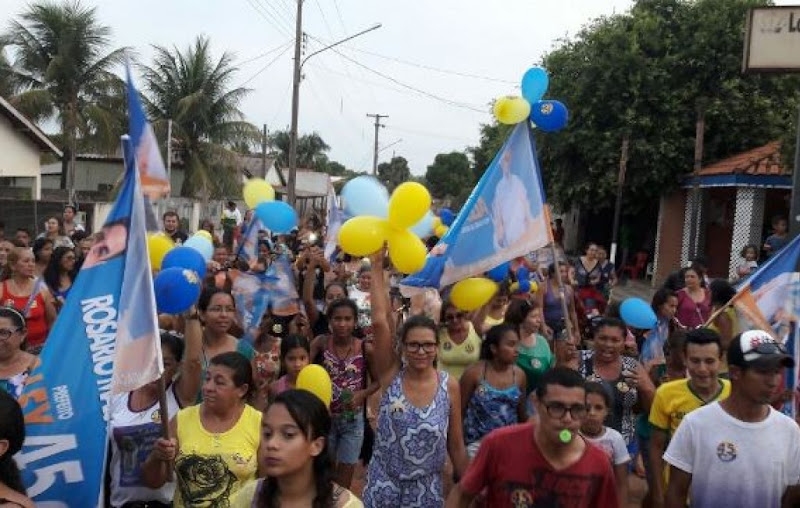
xmin=16 ymin=138 xmax=145 ymax=505
xmin=403 ymin=122 xmax=552 ymax=289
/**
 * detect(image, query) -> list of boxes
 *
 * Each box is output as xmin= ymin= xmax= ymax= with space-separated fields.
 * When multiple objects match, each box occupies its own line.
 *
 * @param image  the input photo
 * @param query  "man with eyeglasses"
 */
xmin=447 ymin=367 xmax=618 ymax=508
xmin=664 ymin=330 xmax=800 ymax=508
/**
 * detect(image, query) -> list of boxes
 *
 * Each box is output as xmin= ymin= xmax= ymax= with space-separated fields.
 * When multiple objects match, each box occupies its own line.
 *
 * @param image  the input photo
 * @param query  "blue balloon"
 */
xmin=620 ymin=298 xmax=658 ymax=330
xmin=154 ymin=267 xmax=202 ymax=314
xmin=521 ymin=67 xmax=549 ymax=103
xmin=410 ymin=211 xmax=434 ymax=238
xmin=184 ymin=235 xmax=214 ymax=262
xmin=162 ymin=246 xmax=207 ymax=279
xmin=256 ymin=200 xmax=298 ymax=234
xmin=341 ymin=176 xmax=389 ymax=218
xmin=530 ymin=100 xmax=569 ymax=132
xmin=517 ymin=266 xmax=530 ymax=282
xmin=439 ymin=208 xmax=455 ymax=227
xmin=519 ymin=279 xmax=531 ymax=294
xmin=487 ymin=262 xmax=510 ymax=282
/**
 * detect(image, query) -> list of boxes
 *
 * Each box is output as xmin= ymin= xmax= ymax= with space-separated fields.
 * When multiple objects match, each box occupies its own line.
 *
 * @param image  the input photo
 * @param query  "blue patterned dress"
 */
xmin=463 ymin=363 xmax=521 ymax=449
xmin=363 ymin=369 xmax=451 ymax=507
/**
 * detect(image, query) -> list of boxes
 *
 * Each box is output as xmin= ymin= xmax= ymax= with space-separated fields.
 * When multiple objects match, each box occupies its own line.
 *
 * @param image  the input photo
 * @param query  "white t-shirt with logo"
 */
xmin=584 ymin=426 xmax=630 ymax=466
xmin=664 ymin=401 xmax=800 ymax=508
xmin=108 ymin=384 xmax=181 ymax=506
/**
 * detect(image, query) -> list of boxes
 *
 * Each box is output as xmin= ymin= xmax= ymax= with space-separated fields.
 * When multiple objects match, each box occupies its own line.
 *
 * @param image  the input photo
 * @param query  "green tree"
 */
xmin=141 ymin=36 xmax=259 ymax=198
xmin=425 ymin=151 xmax=472 ymax=201
xmin=1 ymin=1 xmax=128 ymax=190
xmin=270 ymin=130 xmax=331 ymax=170
xmin=377 ymin=156 xmax=412 ymax=190
xmin=515 ymin=0 xmax=800 ymax=213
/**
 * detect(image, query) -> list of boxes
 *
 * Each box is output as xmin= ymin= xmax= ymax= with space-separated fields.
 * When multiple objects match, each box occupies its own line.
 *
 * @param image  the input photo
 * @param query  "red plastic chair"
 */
xmin=621 ymin=251 xmax=648 ymax=280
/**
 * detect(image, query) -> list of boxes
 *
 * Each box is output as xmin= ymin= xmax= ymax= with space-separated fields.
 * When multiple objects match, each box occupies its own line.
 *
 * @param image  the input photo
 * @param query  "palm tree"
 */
xmin=140 ymin=36 xmax=259 ymax=199
xmin=1 ymin=1 xmax=128 ymax=193
xmin=270 ymin=130 xmax=330 ymax=170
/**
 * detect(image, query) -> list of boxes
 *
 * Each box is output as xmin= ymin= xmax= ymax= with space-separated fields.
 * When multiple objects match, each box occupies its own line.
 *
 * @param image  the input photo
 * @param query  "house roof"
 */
xmin=698 ymin=141 xmax=786 ymax=176
xmin=237 ymin=154 xmax=276 ymax=178
xmin=0 ymin=95 xmax=62 ymax=156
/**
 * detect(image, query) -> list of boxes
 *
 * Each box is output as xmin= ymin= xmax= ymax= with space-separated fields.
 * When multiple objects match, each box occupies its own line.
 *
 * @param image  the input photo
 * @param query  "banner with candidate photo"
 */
xmin=403 ymin=122 xmax=551 ymax=290
xmin=16 ymin=137 xmax=162 ymax=505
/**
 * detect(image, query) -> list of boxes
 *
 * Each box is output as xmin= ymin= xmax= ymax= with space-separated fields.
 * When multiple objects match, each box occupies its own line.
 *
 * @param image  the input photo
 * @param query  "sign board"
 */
xmin=743 ymin=6 xmax=800 ymax=73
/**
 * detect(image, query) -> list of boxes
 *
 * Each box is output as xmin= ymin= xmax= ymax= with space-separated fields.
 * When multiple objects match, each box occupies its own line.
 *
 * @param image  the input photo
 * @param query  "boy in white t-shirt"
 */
xmin=664 ymin=330 xmax=800 ymax=508
xmin=581 ymin=381 xmax=630 ymax=504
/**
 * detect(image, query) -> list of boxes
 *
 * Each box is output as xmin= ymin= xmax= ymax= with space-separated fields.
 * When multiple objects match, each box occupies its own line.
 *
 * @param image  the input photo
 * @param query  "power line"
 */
xmin=238 ymin=39 xmax=294 ymax=66
xmin=239 ymin=43 xmax=293 ymax=86
xmin=308 ymin=34 xmax=516 ymax=85
xmin=256 ymin=0 xmax=295 ymax=28
xmin=326 ymin=48 xmax=487 ymax=113
xmin=244 ymin=0 xmax=292 ymax=38
xmin=313 ymin=0 xmax=335 ymax=40
xmin=385 ymin=124 xmax=474 ymax=143
xmin=332 ymin=0 xmax=347 ymax=34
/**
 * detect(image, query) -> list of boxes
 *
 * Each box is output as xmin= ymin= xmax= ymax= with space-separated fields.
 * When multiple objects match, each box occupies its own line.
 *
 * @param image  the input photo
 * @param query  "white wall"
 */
xmin=0 ymin=114 xmax=42 ymax=199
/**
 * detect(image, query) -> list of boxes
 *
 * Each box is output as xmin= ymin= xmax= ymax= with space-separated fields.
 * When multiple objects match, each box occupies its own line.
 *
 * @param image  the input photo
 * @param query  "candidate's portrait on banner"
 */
xmin=83 ymin=219 xmax=130 ymax=269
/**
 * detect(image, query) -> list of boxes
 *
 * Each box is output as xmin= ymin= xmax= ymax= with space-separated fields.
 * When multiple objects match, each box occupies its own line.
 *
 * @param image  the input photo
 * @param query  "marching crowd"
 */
xmin=1 ymin=206 xmax=800 ymax=508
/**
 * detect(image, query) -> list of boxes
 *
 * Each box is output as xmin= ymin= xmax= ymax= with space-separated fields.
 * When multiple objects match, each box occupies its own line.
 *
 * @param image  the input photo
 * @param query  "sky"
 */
xmin=3 ymin=0 xmax=790 ymax=176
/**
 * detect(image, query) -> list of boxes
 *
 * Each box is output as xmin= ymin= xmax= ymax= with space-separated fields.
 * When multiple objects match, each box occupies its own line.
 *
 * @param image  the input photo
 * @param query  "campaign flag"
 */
xmin=728 ymin=233 xmax=800 ymax=416
xmin=324 ymin=183 xmax=344 ymax=262
xmin=232 ymin=258 xmax=301 ymax=344
xmin=127 ymin=65 xmax=169 ymax=200
xmin=16 ymin=136 xmax=163 ymax=505
xmin=402 ymin=122 xmax=551 ymax=290
xmin=237 ymin=217 xmax=267 ymax=262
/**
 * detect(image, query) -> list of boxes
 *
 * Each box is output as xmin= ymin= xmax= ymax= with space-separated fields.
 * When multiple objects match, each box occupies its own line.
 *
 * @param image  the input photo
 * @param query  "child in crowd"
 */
xmin=269 ymin=334 xmax=310 ymax=399
xmin=763 ymin=215 xmax=788 ymax=259
xmin=581 ymin=382 xmax=630 ymax=505
xmin=736 ymin=244 xmax=759 ymax=279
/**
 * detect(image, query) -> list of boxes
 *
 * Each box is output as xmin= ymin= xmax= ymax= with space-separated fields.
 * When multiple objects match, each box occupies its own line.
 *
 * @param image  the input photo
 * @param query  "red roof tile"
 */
xmin=698 ymin=141 xmax=786 ymax=176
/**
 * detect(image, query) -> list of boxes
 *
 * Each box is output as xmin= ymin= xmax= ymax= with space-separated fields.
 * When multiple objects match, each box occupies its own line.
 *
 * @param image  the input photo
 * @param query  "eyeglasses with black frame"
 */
xmin=542 ymin=401 xmax=588 ymax=419
xmin=404 ymin=341 xmax=438 ymax=353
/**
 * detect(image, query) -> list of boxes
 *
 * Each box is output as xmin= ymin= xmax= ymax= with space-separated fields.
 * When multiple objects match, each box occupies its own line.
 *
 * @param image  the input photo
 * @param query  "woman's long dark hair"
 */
xmin=258 ymin=389 xmax=334 ymax=507
xmin=43 ymin=246 xmax=76 ymax=292
xmin=0 ymin=390 xmax=26 ymax=494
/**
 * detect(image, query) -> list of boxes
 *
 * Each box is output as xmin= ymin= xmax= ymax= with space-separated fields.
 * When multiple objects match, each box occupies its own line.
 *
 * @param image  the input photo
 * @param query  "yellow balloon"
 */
xmin=338 ymin=216 xmax=388 ymax=257
xmin=194 ymin=230 xmax=212 ymax=242
xmin=296 ymin=365 xmax=332 ymax=407
xmin=530 ymin=281 xmax=539 ymax=294
xmin=243 ymin=178 xmax=275 ymax=209
xmin=434 ymin=224 xmax=449 ymax=238
xmin=387 ymin=229 xmax=427 ymax=274
xmin=493 ymin=96 xmax=531 ymax=125
xmin=432 ymin=216 xmax=443 ymax=229
xmin=450 ymin=277 xmax=498 ymax=311
xmin=388 ymin=182 xmax=431 ymax=229
xmin=147 ymin=233 xmax=174 ymax=270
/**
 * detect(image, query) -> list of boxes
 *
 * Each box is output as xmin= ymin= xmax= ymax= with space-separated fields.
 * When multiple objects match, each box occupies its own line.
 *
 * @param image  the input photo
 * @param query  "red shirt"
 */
xmin=460 ymin=423 xmax=619 ymax=508
xmin=1 ymin=280 xmax=48 ymax=348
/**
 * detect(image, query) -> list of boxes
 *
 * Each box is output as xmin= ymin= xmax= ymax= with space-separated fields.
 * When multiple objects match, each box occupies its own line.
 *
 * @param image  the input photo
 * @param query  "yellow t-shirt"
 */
xmin=649 ymin=378 xmax=731 ymax=436
xmin=438 ymin=323 xmax=482 ymax=380
xmin=483 ymin=314 xmax=504 ymax=329
xmin=231 ymin=479 xmax=364 ymax=507
xmin=174 ymin=403 xmax=262 ymax=508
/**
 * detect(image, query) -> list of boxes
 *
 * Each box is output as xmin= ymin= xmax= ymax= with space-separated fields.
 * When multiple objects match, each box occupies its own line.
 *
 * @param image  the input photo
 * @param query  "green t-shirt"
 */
xmin=516 ymin=334 xmax=554 ymax=396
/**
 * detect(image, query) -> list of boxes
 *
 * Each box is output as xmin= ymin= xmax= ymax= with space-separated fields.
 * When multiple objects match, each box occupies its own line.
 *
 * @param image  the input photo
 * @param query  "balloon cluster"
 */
xmin=339 ymin=179 xmax=431 ymax=273
xmin=244 ymin=178 xmax=298 ymax=234
xmin=509 ymin=266 xmax=539 ymax=295
xmin=147 ymin=232 xmax=211 ymax=315
xmin=493 ymin=67 xmax=569 ymax=132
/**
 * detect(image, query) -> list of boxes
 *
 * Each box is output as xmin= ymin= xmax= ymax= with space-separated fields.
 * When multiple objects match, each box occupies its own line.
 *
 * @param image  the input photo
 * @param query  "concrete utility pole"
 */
xmin=286 ymin=5 xmax=381 ymax=206
xmin=368 ymin=113 xmax=388 ymax=175
xmin=261 ymin=124 xmax=268 ymax=179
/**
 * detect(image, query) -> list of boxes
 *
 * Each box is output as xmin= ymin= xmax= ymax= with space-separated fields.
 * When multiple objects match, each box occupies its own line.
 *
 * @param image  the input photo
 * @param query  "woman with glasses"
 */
xmin=43 ymin=247 xmax=78 ymax=310
xmin=108 ymin=318 xmax=202 ymax=508
xmin=363 ymin=249 xmax=468 ymax=507
xmin=437 ymin=302 xmax=482 ymax=380
xmin=0 ymin=307 xmax=36 ymax=399
xmin=196 ymin=288 xmax=255 ymax=402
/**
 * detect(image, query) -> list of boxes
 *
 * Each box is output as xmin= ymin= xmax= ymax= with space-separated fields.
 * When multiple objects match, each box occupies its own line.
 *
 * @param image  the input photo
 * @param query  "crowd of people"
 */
xmin=1 ymin=205 xmax=800 ymax=508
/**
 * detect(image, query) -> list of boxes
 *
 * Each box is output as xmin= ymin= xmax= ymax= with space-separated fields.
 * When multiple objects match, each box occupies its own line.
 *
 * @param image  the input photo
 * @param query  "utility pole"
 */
xmin=610 ymin=134 xmax=630 ymax=266
xmin=687 ymin=102 xmax=706 ymax=261
xmin=261 ymin=124 xmax=268 ymax=179
xmin=367 ymin=113 xmax=388 ymax=175
xmin=287 ymin=0 xmax=304 ymax=206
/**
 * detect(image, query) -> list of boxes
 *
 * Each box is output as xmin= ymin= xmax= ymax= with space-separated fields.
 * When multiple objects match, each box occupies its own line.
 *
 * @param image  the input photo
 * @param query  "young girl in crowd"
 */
xmin=460 ymin=324 xmax=527 ymax=458
xmin=736 ymin=244 xmax=759 ymax=280
xmin=504 ymin=299 xmax=554 ymax=396
xmin=0 ymin=390 xmax=34 ymax=507
xmin=231 ymin=389 xmax=363 ymax=507
xmin=270 ymin=334 xmax=311 ymax=399
xmin=581 ymin=382 xmax=630 ymax=506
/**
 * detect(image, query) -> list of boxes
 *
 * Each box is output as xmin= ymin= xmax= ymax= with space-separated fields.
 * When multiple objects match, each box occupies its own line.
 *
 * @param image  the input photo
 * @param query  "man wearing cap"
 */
xmin=664 ymin=330 xmax=800 ymax=508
